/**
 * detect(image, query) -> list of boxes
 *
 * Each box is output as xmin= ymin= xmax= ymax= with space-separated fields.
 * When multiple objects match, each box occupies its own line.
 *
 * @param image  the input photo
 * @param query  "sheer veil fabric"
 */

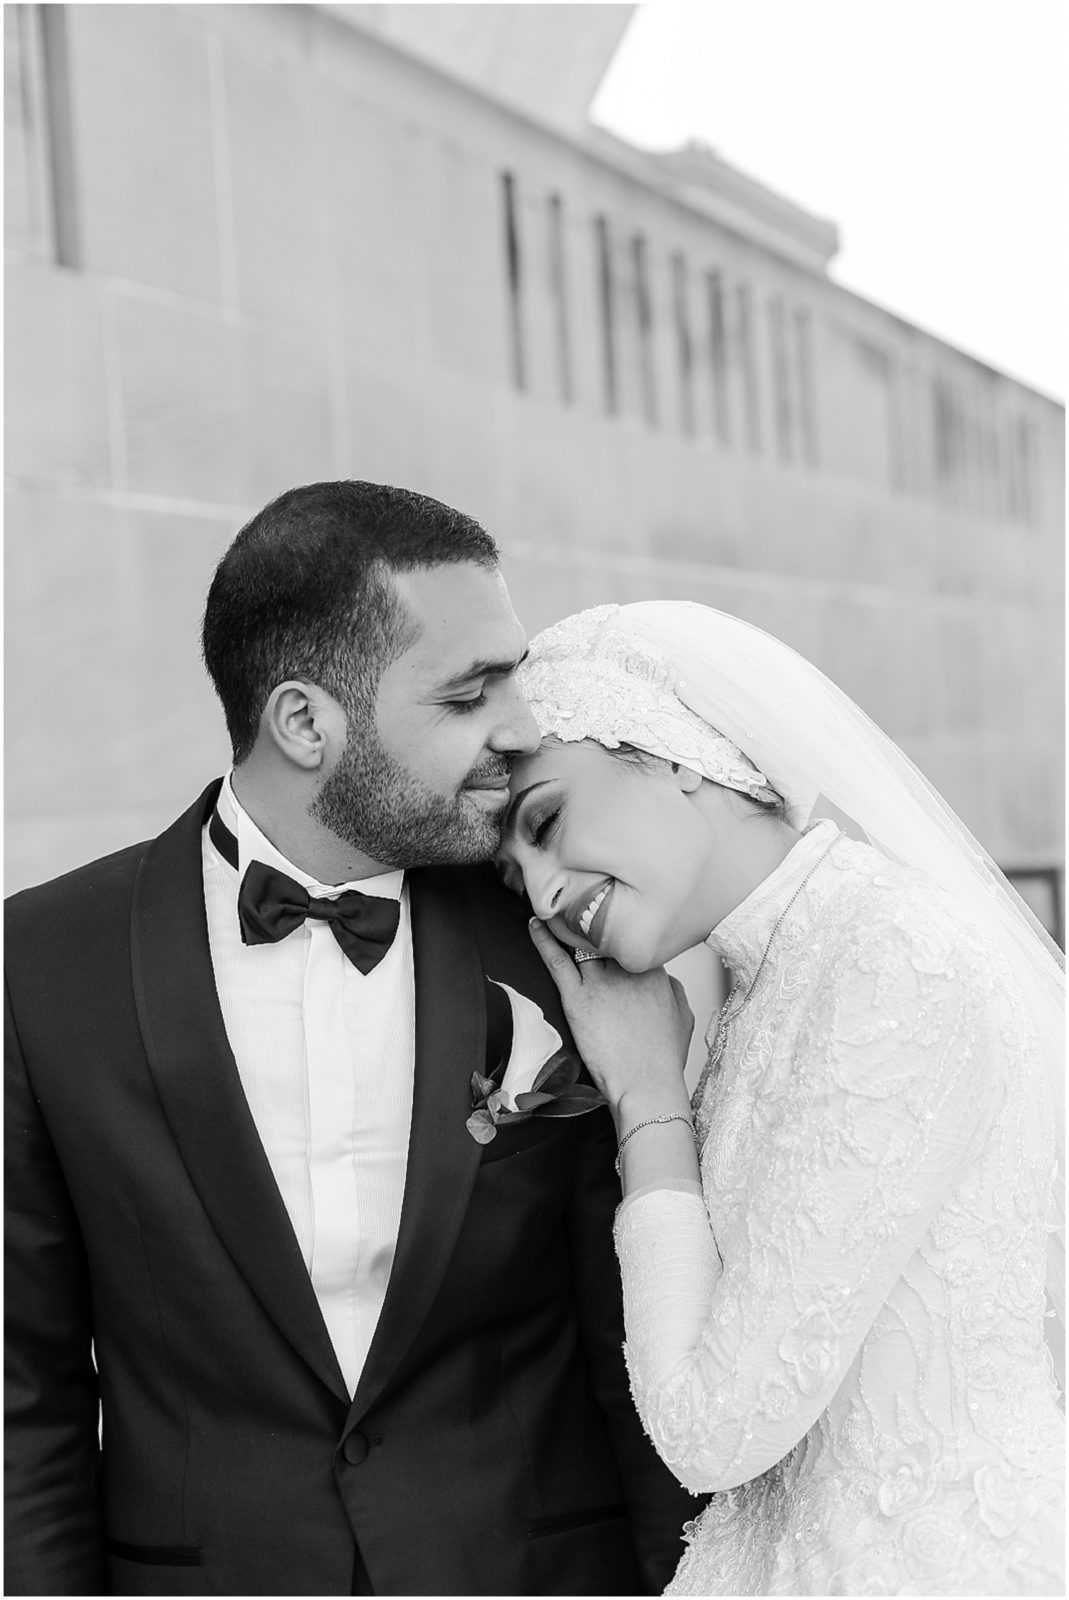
xmin=618 ymin=601 xmax=1064 ymax=1382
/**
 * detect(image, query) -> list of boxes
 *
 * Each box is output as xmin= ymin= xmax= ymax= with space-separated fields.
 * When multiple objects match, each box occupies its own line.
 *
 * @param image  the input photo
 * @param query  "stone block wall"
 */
xmin=5 ymin=3 xmax=1063 ymax=936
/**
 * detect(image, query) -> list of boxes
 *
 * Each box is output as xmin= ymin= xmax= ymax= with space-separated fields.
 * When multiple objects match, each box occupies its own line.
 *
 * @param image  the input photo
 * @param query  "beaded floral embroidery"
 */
xmin=614 ymin=828 xmax=1063 ymax=1596
xmin=519 ymin=605 xmax=778 ymax=802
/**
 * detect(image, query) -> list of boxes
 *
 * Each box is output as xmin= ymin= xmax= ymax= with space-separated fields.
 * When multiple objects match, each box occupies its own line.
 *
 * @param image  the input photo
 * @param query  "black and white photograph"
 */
xmin=4 ymin=2 xmax=1065 ymax=1595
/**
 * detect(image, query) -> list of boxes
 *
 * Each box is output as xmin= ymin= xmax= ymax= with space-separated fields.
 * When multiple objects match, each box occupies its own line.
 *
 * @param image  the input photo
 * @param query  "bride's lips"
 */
xmin=586 ymin=881 xmax=614 ymax=948
xmin=566 ymin=879 xmax=614 ymax=949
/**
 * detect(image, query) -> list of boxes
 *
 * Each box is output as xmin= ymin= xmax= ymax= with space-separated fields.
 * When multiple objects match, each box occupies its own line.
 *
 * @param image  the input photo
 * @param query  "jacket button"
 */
xmin=342 ymin=1430 xmax=369 ymax=1466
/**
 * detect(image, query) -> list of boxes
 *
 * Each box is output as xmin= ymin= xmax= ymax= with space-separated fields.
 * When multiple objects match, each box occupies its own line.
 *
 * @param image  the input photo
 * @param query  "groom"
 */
xmin=5 ymin=481 xmax=701 ymax=1596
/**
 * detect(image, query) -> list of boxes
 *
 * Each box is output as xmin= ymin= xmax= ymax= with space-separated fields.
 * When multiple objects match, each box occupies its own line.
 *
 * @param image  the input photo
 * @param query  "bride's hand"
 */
xmin=528 ymin=918 xmax=694 ymax=1127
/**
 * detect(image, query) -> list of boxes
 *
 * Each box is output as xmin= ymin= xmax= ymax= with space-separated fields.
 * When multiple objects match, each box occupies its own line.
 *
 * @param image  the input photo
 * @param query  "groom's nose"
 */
xmin=488 ymin=679 xmax=540 ymax=756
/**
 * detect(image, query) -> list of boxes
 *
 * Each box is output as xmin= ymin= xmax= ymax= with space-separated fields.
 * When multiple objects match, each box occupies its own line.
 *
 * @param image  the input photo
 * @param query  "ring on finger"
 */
xmin=573 ymin=948 xmax=605 ymax=965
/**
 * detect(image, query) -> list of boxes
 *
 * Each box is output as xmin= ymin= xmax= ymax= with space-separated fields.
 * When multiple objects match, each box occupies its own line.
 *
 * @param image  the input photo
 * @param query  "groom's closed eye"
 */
xmin=444 ymin=690 xmax=488 ymax=713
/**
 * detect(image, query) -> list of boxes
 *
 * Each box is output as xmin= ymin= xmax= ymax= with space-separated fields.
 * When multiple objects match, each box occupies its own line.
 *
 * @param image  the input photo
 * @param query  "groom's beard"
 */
xmin=310 ymin=724 xmax=511 ymax=868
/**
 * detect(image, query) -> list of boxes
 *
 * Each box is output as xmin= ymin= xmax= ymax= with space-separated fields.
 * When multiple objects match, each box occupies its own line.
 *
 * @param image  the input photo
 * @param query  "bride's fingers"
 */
xmin=527 ymin=917 xmax=582 ymax=998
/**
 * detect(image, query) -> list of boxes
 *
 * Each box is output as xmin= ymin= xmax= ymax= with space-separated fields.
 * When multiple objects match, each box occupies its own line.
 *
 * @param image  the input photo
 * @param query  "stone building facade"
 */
xmin=5 ymin=4 xmax=1064 ymax=958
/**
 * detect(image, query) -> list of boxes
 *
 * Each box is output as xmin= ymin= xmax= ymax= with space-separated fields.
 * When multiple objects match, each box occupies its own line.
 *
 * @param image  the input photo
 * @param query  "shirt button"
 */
xmin=342 ymin=1430 xmax=370 ymax=1466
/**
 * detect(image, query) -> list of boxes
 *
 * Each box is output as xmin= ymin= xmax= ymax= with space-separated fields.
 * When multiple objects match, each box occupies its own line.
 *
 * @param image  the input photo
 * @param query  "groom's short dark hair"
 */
xmin=202 ymin=480 xmax=498 ymax=762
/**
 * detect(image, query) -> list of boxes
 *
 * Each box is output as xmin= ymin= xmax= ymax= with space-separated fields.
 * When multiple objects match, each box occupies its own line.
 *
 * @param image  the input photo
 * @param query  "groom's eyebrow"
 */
xmin=437 ymin=646 xmax=529 ymax=692
xmin=502 ymin=780 xmax=550 ymax=842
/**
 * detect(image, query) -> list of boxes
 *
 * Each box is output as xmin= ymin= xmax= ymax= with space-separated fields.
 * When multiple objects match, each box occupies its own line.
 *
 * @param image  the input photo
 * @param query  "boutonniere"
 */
xmin=467 ymin=1047 xmax=606 ymax=1145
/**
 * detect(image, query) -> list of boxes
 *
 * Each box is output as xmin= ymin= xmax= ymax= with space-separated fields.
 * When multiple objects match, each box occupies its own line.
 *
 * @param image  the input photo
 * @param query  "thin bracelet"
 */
xmin=614 ymin=1113 xmax=694 ymax=1177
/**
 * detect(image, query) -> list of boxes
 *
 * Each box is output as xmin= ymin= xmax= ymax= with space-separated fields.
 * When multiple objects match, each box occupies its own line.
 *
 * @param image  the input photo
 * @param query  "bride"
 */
xmin=495 ymin=602 xmax=1064 ymax=1596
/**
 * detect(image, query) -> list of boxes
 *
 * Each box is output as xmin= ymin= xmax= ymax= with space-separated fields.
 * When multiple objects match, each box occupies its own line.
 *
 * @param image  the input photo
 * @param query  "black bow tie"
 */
xmin=210 ymin=811 xmax=400 ymax=976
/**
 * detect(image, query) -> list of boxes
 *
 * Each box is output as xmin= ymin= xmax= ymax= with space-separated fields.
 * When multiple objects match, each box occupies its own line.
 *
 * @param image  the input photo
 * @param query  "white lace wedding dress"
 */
xmin=616 ymin=821 xmax=1064 ymax=1595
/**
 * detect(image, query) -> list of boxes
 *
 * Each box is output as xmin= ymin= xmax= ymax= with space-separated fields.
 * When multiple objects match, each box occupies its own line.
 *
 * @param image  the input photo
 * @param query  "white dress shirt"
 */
xmin=202 ymin=774 xmax=415 ymax=1397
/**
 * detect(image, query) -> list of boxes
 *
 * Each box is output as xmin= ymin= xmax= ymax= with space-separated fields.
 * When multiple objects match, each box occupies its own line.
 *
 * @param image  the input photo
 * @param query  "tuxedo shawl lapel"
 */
xmin=349 ymin=868 xmax=485 ymax=1422
xmin=130 ymin=781 xmax=348 ymax=1404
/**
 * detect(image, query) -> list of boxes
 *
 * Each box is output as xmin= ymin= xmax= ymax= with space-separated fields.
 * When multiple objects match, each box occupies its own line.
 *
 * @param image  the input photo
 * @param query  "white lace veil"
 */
xmin=523 ymin=600 xmax=1066 ymax=1382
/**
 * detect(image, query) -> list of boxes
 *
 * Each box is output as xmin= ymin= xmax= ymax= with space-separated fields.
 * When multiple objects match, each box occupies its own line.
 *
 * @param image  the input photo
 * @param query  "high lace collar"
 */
xmin=705 ymin=818 xmax=841 ymax=981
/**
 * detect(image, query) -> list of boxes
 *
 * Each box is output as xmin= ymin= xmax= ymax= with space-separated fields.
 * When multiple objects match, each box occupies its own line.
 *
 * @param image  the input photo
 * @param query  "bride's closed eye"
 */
xmin=529 ymin=805 xmax=562 ymax=848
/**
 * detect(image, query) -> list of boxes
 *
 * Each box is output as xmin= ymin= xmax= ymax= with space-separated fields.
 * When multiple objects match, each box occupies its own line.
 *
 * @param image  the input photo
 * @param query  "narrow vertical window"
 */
xmin=737 ymin=283 xmax=761 ymax=453
xmin=6 ymin=6 xmax=47 ymax=257
xmin=793 ymin=307 xmax=818 ymax=466
xmin=768 ymin=297 xmax=792 ymax=462
xmin=1015 ymin=417 xmax=1034 ymax=525
xmin=547 ymin=193 xmax=572 ymax=404
xmin=672 ymin=253 xmax=695 ymax=436
xmin=933 ymin=373 xmax=968 ymax=499
xmin=595 ymin=215 xmax=617 ymax=415
xmin=632 ymin=234 xmax=657 ymax=426
xmin=501 ymin=172 xmax=524 ymax=390
xmin=1003 ymin=410 xmax=1021 ymax=520
xmin=947 ymin=383 xmax=965 ymax=499
xmin=38 ymin=3 xmax=80 ymax=268
xmin=928 ymin=374 xmax=947 ymax=480
xmin=706 ymin=269 xmax=730 ymax=445
xmin=954 ymin=386 xmax=976 ymax=508
xmin=887 ymin=357 xmax=906 ymax=491
xmin=980 ymin=381 xmax=1002 ymax=520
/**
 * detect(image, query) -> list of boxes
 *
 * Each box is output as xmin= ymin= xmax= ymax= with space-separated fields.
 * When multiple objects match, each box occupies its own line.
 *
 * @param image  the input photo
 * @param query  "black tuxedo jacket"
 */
xmin=5 ymin=782 xmax=701 ymax=1596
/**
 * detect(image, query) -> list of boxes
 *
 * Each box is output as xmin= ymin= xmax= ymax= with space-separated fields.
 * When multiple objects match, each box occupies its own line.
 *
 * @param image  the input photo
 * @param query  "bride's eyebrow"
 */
xmin=501 ymin=780 xmax=552 ymax=844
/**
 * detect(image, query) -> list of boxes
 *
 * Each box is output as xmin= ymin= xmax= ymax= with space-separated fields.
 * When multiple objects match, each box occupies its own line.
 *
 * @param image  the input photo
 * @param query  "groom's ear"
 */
xmin=261 ymin=680 xmax=343 ymax=771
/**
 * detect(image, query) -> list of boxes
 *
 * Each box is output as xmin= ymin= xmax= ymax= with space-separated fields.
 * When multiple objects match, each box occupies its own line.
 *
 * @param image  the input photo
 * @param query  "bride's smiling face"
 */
xmin=496 ymin=738 xmax=719 ymax=972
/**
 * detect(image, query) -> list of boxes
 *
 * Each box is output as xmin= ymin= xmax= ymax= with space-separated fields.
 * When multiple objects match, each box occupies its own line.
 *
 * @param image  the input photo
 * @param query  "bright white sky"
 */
xmin=591 ymin=0 xmax=1066 ymax=399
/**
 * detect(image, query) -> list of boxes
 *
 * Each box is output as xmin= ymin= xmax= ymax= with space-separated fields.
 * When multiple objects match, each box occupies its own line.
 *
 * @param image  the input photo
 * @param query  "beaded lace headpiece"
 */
xmin=518 ymin=604 xmax=779 ymax=805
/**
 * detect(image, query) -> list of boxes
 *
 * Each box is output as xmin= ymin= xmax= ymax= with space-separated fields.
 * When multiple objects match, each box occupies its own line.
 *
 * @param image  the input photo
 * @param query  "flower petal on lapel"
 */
xmin=531 ymin=1048 xmax=582 ymax=1095
xmin=536 ymin=1085 xmax=608 ymax=1117
xmin=471 ymin=1070 xmax=498 ymax=1103
xmin=466 ymin=1109 xmax=499 ymax=1143
xmin=513 ymin=1090 xmax=558 ymax=1111
xmin=488 ymin=980 xmax=563 ymax=1110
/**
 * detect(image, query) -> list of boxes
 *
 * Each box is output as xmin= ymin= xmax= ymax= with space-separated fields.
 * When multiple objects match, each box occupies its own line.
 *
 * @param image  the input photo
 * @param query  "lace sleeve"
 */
xmin=614 ymin=888 xmax=1002 ymax=1494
